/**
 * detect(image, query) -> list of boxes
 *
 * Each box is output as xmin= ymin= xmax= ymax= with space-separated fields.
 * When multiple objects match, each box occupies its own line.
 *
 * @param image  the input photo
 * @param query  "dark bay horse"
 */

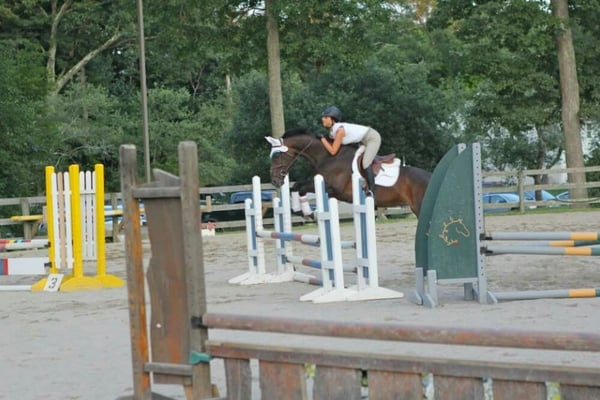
xmin=266 ymin=128 xmax=431 ymax=217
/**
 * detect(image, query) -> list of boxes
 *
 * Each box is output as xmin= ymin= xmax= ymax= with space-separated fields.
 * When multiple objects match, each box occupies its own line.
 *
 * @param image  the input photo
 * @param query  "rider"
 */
xmin=317 ymin=105 xmax=381 ymax=198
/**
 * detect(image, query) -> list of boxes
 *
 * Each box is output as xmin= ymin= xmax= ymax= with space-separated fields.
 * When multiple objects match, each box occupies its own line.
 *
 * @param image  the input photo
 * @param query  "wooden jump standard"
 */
xmin=120 ymin=141 xmax=600 ymax=400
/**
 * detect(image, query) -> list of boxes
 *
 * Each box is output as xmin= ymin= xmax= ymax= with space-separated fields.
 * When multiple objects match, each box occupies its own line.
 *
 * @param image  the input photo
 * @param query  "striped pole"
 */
xmin=0 ymin=239 xmax=48 ymax=251
xmin=486 ymin=231 xmax=600 ymax=241
xmin=1 ymin=258 xmax=47 ymax=275
xmin=257 ymin=229 xmax=320 ymax=246
xmin=286 ymin=255 xmax=356 ymax=273
xmin=485 ymin=245 xmax=600 ymax=256
xmin=527 ymin=240 xmax=600 ymax=247
xmin=491 ymin=288 xmax=600 ymax=302
xmin=256 ymin=229 xmax=355 ymax=249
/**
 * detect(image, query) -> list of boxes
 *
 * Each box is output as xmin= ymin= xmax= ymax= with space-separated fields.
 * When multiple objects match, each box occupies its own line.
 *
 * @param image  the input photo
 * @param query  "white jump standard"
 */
xmin=231 ymin=173 xmax=403 ymax=303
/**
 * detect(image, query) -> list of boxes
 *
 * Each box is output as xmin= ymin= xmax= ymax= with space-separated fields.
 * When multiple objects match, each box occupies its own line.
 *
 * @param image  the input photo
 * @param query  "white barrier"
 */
xmin=230 ymin=174 xmax=403 ymax=303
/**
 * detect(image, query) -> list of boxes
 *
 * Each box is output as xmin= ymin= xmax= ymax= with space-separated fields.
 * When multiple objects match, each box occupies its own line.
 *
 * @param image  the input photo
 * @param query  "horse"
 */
xmin=266 ymin=128 xmax=431 ymax=218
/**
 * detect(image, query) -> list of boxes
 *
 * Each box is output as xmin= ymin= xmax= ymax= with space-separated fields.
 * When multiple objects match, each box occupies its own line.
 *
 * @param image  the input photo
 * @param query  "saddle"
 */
xmin=357 ymin=153 xmax=396 ymax=175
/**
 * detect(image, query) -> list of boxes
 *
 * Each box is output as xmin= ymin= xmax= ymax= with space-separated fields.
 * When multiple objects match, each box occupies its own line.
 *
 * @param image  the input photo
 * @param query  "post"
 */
xmin=120 ymin=144 xmax=152 ymax=399
xmin=178 ymin=141 xmax=212 ymax=399
xmin=19 ymin=198 xmax=32 ymax=239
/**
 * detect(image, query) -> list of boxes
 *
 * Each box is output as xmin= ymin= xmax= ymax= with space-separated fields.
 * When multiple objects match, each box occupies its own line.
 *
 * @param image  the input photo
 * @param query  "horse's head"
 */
xmin=265 ymin=129 xmax=319 ymax=187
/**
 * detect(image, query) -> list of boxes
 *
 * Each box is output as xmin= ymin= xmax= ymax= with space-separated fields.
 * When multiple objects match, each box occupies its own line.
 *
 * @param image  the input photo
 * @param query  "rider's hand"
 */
xmin=315 ymin=133 xmax=324 ymax=139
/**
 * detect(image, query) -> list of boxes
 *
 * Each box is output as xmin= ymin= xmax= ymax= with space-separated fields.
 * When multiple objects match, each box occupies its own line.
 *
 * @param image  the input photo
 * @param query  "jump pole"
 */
xmin=491 ymin=288 xmax=600 ymax=302
xmin=0 ymin=258 xmax=48 ymax=291
xmin=484 ymin=245 xmax=600 ymax=256
xmin=0 ymin=239 xmax=48 ymax=251
xmin=486 ymin=232 xmax=600 ymax=241
xmin=525 ymin=240 xmax=600 ymax=247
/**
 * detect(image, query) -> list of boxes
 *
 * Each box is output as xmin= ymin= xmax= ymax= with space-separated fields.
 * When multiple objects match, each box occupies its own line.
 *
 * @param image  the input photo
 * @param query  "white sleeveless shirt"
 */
xmin=329 ymin=123 xmax=370 ymax=144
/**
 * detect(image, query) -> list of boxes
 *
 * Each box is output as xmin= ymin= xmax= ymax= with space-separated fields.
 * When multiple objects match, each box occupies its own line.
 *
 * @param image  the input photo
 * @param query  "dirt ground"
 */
xmin=1 ymin=210 xmax=599 ymax=399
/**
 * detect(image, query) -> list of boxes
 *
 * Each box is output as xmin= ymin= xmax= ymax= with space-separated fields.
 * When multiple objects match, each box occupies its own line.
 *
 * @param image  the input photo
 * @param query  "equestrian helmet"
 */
xmin=321 ymin=106 xmax=341 ymax=122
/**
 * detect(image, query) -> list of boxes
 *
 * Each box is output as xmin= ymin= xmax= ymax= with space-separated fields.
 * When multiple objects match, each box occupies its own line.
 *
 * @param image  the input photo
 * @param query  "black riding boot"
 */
xmin=365 ymin=165 xmax=376 ymax=199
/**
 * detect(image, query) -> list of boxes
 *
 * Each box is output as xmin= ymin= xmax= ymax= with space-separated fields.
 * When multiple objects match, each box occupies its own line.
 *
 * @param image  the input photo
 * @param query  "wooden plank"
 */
xmin=177 ymin=142 xmax=212 ymax=398
xmin=0 ymin=196 xmax=46 ymax=207
xmin=313 ymin=366 xmax=362 ymax=400
xmin=560 ymin=384 xmax=600 ymax=400
xmin=206 ymin=341 xmax=600 ymax=387
xmin=434 ymin=375 xmax=483 ymax=400
xmin=259 ymin=360 xmax=307 ymax=400
xmin=367 ymin=370 xmax=422 ymax=399
xmin=120 ymin=144 xmax=152 ymax=399
xmin=132 ymin=186 xmax=181 ymax=199
xmin=202 ymin=313 xmax=600 ymax=352
xmin=492 ymin=379 xmax=545 ymax=400
xmin=145 ymin=197 xmax=189 ymax=386
xmin=144 ymin=362 xmax=193 ymax=376
xmin=223 ymin=358 xmax=252 ymax=400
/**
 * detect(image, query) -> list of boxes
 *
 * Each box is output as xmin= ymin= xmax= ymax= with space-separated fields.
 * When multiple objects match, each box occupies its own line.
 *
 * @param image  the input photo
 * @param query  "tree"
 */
xmin=427 ymin=1 xmax=569 ymax=174
xmin=552 ymin=0 xmax=587 ymax=203
xmin=0 ymin=40 xmax=50 ymax=196
xmin=265 ymin=0 xmax=285 ymax=138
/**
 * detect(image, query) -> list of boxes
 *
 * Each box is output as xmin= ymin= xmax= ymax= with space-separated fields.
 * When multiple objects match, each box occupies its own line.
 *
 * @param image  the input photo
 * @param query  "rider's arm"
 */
xmin=320 ymin=126 xmax=345 ymax=156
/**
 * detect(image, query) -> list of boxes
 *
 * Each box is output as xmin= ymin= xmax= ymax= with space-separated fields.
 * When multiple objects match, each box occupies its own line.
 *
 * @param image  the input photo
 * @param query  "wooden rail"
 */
xmin=204 ymin=313 xmax=600 ymax=400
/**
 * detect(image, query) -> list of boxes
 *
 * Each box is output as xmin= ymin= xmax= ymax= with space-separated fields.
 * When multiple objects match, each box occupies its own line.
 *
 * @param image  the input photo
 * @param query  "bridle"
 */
xmin=271 ymin=138 xmax=314 ymax=180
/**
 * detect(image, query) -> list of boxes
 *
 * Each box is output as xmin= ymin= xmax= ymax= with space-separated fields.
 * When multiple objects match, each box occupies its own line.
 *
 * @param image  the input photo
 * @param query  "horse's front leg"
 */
xmin=290 ymin=178 xmax=316 ymax=216
xmin=290 ymin=178 xmax=315 ymax=196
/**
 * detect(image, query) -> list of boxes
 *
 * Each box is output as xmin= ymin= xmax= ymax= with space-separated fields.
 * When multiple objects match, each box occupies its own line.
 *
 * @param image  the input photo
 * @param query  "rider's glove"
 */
xmin=315 ymin=133 xmax=324 ymax=139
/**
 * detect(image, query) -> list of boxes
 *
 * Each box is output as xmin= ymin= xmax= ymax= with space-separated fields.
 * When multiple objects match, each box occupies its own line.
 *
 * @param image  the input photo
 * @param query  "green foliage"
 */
xmin=147 ymin=87 xmax=236 ymax=186
xmin=427 ymin=0 xmax=570 ymax=170
xmin=306 ymin=60 xmax=454 ymax=170
xmin=226 ymin=71 xmax=274 ymax=184
xmin=0 ymin=39 xmax=49 ymax=196
xmin=47 ymin=83 xmax=127 ymax=169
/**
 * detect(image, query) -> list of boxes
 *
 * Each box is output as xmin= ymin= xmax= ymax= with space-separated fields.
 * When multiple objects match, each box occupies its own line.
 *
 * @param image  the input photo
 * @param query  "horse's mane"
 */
xmin=282 ymin=127 xmax=313 ymax=138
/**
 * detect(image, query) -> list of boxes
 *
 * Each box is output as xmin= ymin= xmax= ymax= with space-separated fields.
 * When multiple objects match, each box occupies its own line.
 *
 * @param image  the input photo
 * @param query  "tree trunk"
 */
xmin=551 ymin=0 xmax=588 ymax=205
xmin=47 ymin=0 xmax=74 ymax=86
xmin=265 ymin=0 xmax=285 ymax=138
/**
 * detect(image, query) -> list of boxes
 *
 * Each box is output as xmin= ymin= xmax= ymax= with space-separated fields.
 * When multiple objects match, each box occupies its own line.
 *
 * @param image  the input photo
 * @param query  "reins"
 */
xmin=273 ymin=138 xmax=314 ymax=179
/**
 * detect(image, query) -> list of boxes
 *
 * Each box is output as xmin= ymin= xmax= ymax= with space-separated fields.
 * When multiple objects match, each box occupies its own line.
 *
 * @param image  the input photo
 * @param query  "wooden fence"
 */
xmin=482 ymin=165 xmax=600 ymax=212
